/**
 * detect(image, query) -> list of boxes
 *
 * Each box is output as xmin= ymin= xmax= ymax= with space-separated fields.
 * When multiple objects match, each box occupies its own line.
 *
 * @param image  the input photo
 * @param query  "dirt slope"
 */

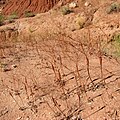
xmin=0 ymin=0 xmax=120 ymax=120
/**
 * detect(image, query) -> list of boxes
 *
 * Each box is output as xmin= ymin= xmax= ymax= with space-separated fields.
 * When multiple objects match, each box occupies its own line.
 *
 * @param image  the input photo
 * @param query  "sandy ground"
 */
xmin=0 ymin=0 xmax=120 ymax=120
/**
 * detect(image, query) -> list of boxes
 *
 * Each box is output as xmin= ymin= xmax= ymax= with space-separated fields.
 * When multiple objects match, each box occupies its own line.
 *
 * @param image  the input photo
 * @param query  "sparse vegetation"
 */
xmin=7 ymin=12 xmax=18 ymax=23
xmin=102 ymin=33 xmax=120 ymax=57
xmin=112 ymin=33 xmax=120 ymax=43
xmin=61 ymin=6 xmax=72 ymax=15
xmin=106 ymin=2 xmax=120 ymax=14
xmin=8 ymin=12 xmax=18 ymax=19
xmin=0 ymin=1 xmax=120 ymax=120
xmin=24 ymin=11 xmax=35 ymax=17
xmin=0 ymin=14 xmax=5 ymax=26
xmin=111 ymin=33 xmax=120 ymax=57
xmin=75 ymin=15 xmax=86 ymax=29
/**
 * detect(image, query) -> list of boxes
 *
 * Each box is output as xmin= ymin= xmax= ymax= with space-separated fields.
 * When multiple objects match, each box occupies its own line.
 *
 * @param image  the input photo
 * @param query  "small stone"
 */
xmin=16 ymin=117 xmax=22 ymax=120
xmin=84 ymin=2 xmax=90 ymax=7
xmin=71 ymin=25 xmax=76 ymax=31
xmin=71 ymin=116 xmax=77 ymax=120
xmin=12 ymin=64 xmax=17 ymax=68
xmin=69 ymin=2 xmax=77 ymax=8
xmin=2 ymin=68 xmax=11 ymax=72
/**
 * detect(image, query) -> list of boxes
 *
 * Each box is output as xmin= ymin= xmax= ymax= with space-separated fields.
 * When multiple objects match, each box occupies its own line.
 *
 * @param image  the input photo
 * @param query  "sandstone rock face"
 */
xmin=2 ymin=0 xmax=60 ymax=17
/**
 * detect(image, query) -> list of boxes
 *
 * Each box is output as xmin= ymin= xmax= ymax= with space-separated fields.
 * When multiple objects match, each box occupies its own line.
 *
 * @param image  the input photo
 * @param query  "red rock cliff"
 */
xmin=2 ymin=0 xmax=60 ymax=17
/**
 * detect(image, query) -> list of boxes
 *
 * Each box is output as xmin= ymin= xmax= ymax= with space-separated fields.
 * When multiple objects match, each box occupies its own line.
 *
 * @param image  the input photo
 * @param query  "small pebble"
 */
xmin=16 ymin=117 xmax=22 ymax=120
xmin=69 ymin=2 xmax=77 ymax=8
xmin=84 ymin=2 xmax=90 ymax=7
xmin=12 ymin=64 xmax=17 ymax=68
xmin=3 ymin=68 xmax=11 ymax=72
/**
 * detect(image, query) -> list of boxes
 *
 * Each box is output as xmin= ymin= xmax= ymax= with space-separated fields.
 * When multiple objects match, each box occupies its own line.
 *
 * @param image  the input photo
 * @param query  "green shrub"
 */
xmin=0 ymin=14 xmax=5 ymax=26
xmin=7 ymin=12 xmax=18 ymax=23
xmin=61 ymin=6 xmax=72 ymax=15
xmin=75 ymin=16 xmax=86 ymax=29
xmin=25 ymin=11 xmax=35 ymax=17
xmin=106 ymin=2 xmax=120 ymax=14
xmin=8 ymin=12 xmax=18 ymax=19
xmin=102 ymin=33 xmax=120 ymax=57
xmin=112 ymin=33 xmax=120 ymax=57
xmin=112 ymin=33 xmax=120 ymax=43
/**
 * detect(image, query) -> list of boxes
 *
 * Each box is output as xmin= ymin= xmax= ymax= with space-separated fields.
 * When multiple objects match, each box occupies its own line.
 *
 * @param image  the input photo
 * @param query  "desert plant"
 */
xmin=106 ymin=2 xmax=120 ymax=14
xmin=102 ymin=33 xmax=120 ymax=57
xmin=0 ymin=14 xmax=5 ymax=26
xmin=111 ymin=33 xmax=120 ymax=56
xmin=7 ymin=12 xmax=18 ymax=23
xmin=8 ymin=12 xmax=18 ymax=19
xmin=24 ymin=11 xmax=35 ymax=17
xmin=61 ymin=6 xmax=72 ymax=15
xmin=112 ymin=33 xmax=120 ymax=43
xmin=75 ymin=15 xmax=86 ymax=29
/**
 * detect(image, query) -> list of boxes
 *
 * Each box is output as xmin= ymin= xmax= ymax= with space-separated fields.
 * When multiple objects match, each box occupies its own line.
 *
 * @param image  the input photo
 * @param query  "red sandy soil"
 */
xmin=2 ymin=0 xmax=59 ymax=17
xmin=2 ymin=0 xmax=73 ymax=17
xmin=0 ymin=0 xmax=120 ymax=120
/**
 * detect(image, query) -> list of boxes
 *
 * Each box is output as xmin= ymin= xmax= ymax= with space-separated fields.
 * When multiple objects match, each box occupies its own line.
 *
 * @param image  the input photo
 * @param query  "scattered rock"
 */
xmin=0 ymin=8 xmax=2 ymax=14
xmin=11 ymin=64 xmax=17 ymax=68
xmin=16 ymin=117 xmax=22 ymax=120
xmin=0 ymin=63 xmax=11 ymax=72
xmin=69 ymin=2 xmax=77 ymax=8
xmin=2 ymin=68 xmax=11 ymax=72
xmin=84 ymin=2 xmax=90 ymax=7
xmin=0 ymin=107 xmax=9 ymax=117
